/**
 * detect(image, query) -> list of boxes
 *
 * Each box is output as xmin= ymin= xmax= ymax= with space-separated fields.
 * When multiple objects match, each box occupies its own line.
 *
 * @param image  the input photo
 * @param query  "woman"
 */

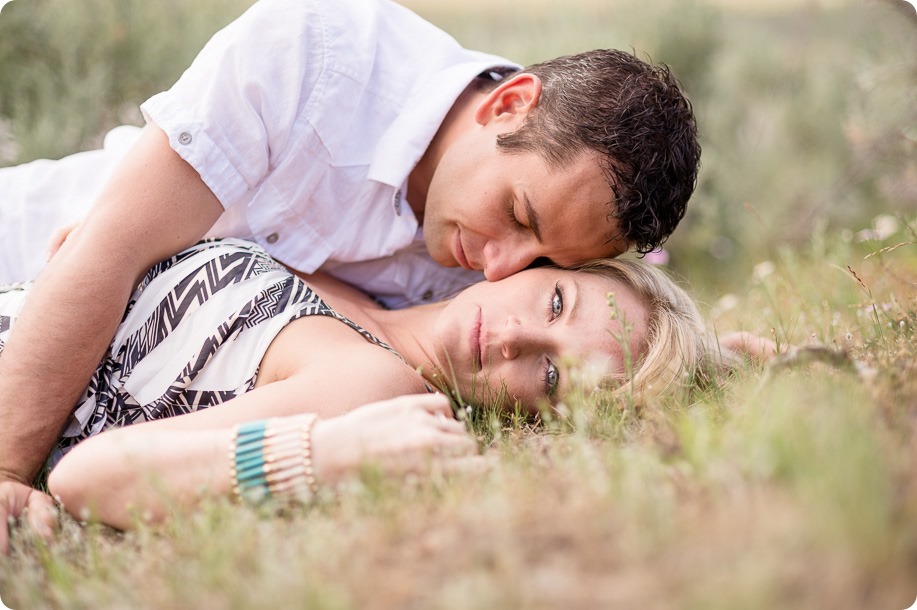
xmin=0 ymin=238 xmax=713 ymax=529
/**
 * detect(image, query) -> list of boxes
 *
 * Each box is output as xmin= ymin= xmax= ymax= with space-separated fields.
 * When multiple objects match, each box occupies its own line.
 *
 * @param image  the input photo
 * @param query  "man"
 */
xmin=0 ymin=0 xmax=699 ymax=549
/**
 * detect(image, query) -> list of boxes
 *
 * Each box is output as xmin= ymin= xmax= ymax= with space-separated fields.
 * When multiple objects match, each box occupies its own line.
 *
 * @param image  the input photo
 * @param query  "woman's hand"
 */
xmin=45 ymin=222 xmax=80 ymax=261
xmin=0 ymin=480 xmax=57 ymax=554
xmin=719 ymin=331 xmax=788 ymax=362
xmin=311 ymin=394 xmax=479 ymax=486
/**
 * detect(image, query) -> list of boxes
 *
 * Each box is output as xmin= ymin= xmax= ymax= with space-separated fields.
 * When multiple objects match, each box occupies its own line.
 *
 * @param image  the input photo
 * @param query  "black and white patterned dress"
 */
xmin=0 ymin=239 xmax=402 ymax=468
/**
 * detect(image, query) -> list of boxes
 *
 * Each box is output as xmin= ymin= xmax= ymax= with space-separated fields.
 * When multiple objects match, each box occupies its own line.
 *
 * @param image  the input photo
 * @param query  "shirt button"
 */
xmin=393 ymin=189 xmax=402 ymax=216
xmin=266 ymin=232 xmax=279 ymax=244
xmin=178 ymin=132 xmax=193 ymax=145
xmin=422 ymin=289 xmax=434 ymax=301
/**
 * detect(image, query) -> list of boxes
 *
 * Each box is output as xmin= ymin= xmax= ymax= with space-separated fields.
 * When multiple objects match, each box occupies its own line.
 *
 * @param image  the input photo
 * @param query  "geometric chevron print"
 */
xmin=0 ymin=238 xmax=403 ymax=469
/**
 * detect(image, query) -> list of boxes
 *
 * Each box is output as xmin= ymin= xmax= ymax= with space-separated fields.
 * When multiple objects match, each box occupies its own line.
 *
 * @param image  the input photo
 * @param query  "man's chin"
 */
xmin=429 ymin=250 xmax=460 ymax=268
xmin=424 ymin=236 xmax=461 ymax=268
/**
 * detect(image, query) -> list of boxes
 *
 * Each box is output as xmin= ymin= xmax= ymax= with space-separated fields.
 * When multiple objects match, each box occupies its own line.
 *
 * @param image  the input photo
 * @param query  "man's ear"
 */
xmin=474 ymin=73 xmax=543 ymax=127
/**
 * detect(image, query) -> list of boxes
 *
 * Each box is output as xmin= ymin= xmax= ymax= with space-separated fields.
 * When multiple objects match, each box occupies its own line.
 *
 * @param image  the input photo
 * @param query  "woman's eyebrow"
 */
xmin=566 ymin=278 xmax=581 ymax=325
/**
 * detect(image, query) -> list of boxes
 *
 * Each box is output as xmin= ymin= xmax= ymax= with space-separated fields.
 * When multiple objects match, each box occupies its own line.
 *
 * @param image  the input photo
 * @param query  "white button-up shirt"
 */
xmin=144 ymin=0 xmax=518 ymax=307
xmin=0 ymin=0 xmax=517 ymax=308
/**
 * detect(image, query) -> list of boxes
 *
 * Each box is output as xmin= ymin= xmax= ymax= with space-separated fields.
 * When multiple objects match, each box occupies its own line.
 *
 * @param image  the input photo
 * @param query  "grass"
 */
xmin=1 ymin=0 xmax=916 ymax=608
xmin=2 ymin=226 xmax=914 ymax=609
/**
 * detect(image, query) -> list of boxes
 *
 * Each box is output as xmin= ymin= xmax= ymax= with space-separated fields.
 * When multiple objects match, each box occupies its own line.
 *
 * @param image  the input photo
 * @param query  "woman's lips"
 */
xmin=471 ymin=306 xmax=482 ymax=370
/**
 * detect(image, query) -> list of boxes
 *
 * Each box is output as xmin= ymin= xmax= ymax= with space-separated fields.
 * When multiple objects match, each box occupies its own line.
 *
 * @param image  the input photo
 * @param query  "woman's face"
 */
xmin=432 ymin=268 xmax=649 ymax=413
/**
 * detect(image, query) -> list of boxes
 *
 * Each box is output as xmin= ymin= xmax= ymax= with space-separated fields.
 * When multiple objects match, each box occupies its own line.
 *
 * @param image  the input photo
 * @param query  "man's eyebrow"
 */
xmin=523 ymin=192 xmax=543 ymax=242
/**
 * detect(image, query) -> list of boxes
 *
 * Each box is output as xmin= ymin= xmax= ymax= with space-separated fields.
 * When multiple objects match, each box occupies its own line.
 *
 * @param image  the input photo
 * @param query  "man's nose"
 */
xmin=482 ymin=240 xmax=537 ymax=281
xmin=500 ymin=317 xmax=545 ymax=360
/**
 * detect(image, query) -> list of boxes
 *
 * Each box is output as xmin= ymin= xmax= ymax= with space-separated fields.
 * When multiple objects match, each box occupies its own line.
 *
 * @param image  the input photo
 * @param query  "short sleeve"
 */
xmin=141 ymin=0 xmax=325 ymax=210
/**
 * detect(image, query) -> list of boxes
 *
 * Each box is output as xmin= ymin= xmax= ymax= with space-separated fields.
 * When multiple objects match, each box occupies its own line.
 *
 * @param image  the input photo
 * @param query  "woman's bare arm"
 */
xmin=0 ymin=124 xmax=223 ymax=485
xmin=46 ymin=330 xmax=447 ymax=528
xmin=46 ymin=375 xmax=323 ymax=528
xmin=48 ymin=383 xmax=474 ymax=530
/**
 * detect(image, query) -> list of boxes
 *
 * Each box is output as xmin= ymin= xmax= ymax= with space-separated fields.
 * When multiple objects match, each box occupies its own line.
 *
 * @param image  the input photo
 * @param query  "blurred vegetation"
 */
xmin=0 ymin=0 xmax=252 ymax=162
xmin=1 ymin=1 xmax=916 ymax=608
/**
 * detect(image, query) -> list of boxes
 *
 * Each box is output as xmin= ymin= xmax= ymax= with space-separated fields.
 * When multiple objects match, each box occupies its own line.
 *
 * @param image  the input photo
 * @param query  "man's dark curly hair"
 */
xmin=492 ymin=50 xmax=700 ymax=255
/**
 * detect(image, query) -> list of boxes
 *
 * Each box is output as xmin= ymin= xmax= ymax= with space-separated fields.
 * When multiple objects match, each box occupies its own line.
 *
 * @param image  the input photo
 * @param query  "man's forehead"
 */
xmin=548 ymin=229 xmax=627 ymax=265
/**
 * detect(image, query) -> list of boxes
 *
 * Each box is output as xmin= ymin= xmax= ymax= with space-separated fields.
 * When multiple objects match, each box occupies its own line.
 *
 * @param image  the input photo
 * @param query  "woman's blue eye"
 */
xmin=550 ymin=283 xmax=563 ymax=318
xmin=542 ymin=283 xmax=563 ymax=395
xmin=544 ymin=361 xmax=559 ymax=396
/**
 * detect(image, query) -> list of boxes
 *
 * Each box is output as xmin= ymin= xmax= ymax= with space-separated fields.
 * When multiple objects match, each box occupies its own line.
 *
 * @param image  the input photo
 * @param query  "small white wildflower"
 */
xmin=574 ymin=357 xmax=613 ymax=390
xmin=856 ymin=215 xmax=900 ymax=242
xmin=873 ymin=214 xmax=900 ymax=240
xmin=753 ymin=261 xmax=775 ymax=282
xmin=856 ymin=229 xmax=879 ymax=242
xmin=714 ymin=294 xmax=739 ymax=317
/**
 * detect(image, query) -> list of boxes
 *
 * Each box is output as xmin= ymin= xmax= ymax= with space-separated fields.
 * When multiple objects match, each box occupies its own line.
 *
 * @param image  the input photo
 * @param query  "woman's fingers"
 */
xmin=407 ymin=392 xmax=455 ymax=417
xmin=45 ymin=223 xmax=79 ymax=261
xmin=719 ymin=331 xmax=787 ymax=361
xmin=382 ymin=432 xmax=477 ymax=476
xmin=432 ymin=411 xmax=466 ymax=433
xmin=24 ymin=490 xmax=58 ymax=542
xmin=311 ymin=394 xmax=483 ymax=485
xmin=0 ymin=482 xmax=58 ymax=553
xmin=370 ymin=393 xmax=462 ymax=425
xmin=431 ymin=430 xmax=477 ymax=454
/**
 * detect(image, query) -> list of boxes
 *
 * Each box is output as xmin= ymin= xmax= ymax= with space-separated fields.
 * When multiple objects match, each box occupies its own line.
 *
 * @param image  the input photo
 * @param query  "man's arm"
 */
xmin=0 ymin=124 xmax=224 ymax=484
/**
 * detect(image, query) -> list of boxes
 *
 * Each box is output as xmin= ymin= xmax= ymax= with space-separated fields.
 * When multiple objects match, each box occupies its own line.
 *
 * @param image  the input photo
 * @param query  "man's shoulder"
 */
xmin=307 ymin=0 xmax=454 ymax=49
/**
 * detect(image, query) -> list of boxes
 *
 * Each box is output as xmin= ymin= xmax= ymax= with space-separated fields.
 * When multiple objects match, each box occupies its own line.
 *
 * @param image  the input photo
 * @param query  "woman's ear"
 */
xmin=474 ymin=73 xmax=543 ymax=127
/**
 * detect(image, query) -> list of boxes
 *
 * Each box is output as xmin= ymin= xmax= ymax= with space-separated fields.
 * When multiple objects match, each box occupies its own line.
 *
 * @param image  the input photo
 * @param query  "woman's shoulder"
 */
xmin=258 ymin=313 xmax=428 ymax=410
xmin=259 ymin=312 xmax=417 ymax=376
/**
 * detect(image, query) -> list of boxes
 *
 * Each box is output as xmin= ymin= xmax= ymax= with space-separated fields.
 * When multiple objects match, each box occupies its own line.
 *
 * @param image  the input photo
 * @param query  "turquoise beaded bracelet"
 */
xmin=230 ymin=414 xmax=319 ymax=505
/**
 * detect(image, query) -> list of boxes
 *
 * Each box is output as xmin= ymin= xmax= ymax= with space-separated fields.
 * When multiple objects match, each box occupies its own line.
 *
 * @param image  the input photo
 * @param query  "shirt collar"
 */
xmin=367 ymin=55 xmax=520 ymax=188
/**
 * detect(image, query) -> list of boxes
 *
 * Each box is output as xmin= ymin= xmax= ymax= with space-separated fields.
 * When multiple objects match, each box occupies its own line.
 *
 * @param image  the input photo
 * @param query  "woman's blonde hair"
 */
xmin=570 ymin=258 xmax=717 ymax=400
